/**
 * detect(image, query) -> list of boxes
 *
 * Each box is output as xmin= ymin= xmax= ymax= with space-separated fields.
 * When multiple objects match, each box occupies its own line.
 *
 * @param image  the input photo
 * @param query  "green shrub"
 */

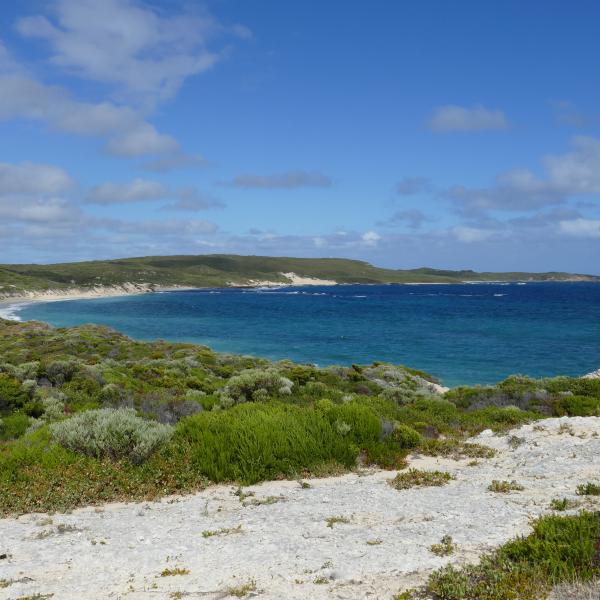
xmin=391 ymin=424 xmax=422 ymax=449
xmin=0 ymin=413 xmax=30 ymax=440
xmin=50 ymin=408 xmax=173 ymax=464
xmin=555 ymin=395 xmax=600 ymax=417
xmin=423 ymin=512 xmax=600 ymax=599
xmin=175 ymin=403 xmax=358 ymax=484
xmin=317 ymin=400 xmax=382 ymax=445
xmin=0 ymin=374 xmax=28 ymax=412
xmin=549 ymin=497 xmax=580 ymax=511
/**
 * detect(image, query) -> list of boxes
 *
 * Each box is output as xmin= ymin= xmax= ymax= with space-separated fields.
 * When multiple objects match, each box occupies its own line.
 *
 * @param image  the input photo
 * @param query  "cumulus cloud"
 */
xmin=559 ymin=218 xmax=600 ymax=238
xmin=227 ymin=170 xmax=332 ymax=189
xmin=160 ymin=188 xmax=224 ymax=212
xmin=446 ymin=169 xmax=565 ymax=213
xmin=445 ymin=136 xmax=600 ymax=215
xmin=15 ymin=0 xmax=249 ymax=105
xmin=1 ymin=1 xmax=246 ymax=159
xmin=0 ymin=197 xmax=82 ymax=224
xmin=451 ymin=226 xmax=496 ymax=243
xmin=0 ymin=73 xmax=180 ymax=157
xmin=544 ymin=136 xmax=600 ymax=194
xmin=361 ymin=231 xmax=381 ymax=246
xmin=108 ymin=218 xmax=219 ymax=236
xmin=428 ymin=105 xmax=509 ymax=132
xmin=395 ymin=177 xmax=431 ymax=195
xmin=86 ymin=179 xmax=167 ymax=204
xmin=0 ymin=162 xmax=72 ymax=195
xmin=86 ymin=179 xmax=224 ymax=211
xmin=378 ymin=209 xmax=431 ymax=229
xmin=142 ymin=153 xmax=208 ymax=173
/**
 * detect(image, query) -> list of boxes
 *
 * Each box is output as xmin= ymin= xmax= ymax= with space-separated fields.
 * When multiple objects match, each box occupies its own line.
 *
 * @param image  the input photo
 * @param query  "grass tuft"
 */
xmin=577 ymin=482 xmax=600 ymax=496
xmin=390 ymin=469 xmax=455 ymax=490
xmin=488 ymin=479 xmax=525 ymax=493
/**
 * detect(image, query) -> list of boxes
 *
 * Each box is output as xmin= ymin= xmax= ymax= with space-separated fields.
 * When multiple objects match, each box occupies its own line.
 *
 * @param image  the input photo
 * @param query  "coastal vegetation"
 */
xmin=1 ymin=253 xmax=598 ymax=298
xmin=1 ymin=317 xmax=598 ymax=517
xmin=399 ymin=511 xmax=600 ymax=599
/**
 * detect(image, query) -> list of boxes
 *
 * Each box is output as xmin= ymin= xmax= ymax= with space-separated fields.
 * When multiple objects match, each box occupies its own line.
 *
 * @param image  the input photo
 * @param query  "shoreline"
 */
xmin=0 ymin=284 xmax=194 ymax=321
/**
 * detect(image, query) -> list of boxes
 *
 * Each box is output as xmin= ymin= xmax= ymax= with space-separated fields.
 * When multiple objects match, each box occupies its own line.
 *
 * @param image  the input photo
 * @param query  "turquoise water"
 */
xmin=12 ymin=282 xmax=600 ymax=387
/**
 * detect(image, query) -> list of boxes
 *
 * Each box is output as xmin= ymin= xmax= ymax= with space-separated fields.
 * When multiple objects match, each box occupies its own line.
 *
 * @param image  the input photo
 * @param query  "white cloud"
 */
xmin=378 ymin=209 xmax=431 ymax=229
xmin=16 ymin=0 xmax=248 ymax=105
xmin=446 ymin=136 xmax=600 ymax=215
xmin=361 ymin=230 xmax=381 ymax=246
xmin=86 ymin=179 xmax=167 ymax=204
xmin=161 ymin=188 xmax=224 ymax=212
xmin=227 ymin=171 xmax=332 ymax=189
xmin=142 ymin=153 xmax=208 ymax=173
xmin=559 ymin=218 xmax=600 ymax=238
xmin=86 ymin=179 xmax=224 ymax=211
xmin=110 ymin=219 xmax=219 ymax=236
xmin=452 ymin=226 xmax=495 ymax=243
xmin=545 ymin=136 xmax=600 ymax=194
xmin=428 ymin=105 xmax=509 ymax=132
xmin=0 ymin=197 xmax=80 ymax=224
xmin=0 ymin=73 xmax=180 ymax=157
xmin=0 ymin=162 xmax=72 ymax=195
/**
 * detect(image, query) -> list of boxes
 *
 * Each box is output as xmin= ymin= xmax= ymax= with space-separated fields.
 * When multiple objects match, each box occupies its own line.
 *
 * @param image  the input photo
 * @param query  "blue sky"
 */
xmin=1 ymin=0 xmax=600 ymax=272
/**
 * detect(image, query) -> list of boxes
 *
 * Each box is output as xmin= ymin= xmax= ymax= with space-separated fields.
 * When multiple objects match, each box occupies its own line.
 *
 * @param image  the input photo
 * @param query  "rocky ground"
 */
xmin=1 ymin=416 xmax=599 ymax=599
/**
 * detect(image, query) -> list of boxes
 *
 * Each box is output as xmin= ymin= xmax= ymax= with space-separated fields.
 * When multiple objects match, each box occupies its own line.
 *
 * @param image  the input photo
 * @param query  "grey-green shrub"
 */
xmin=50 ymin=408 xmax=172 ymax=463
xmin=40 ymin=393 xmax=66 ymax=421
xmin=218 ymin=368 xmax=294 ymax=407
xmin=45 ymin=360 xmax=80 ymax=385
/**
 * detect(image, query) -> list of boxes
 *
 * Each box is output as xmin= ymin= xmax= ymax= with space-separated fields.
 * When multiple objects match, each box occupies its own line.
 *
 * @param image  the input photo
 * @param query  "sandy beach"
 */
xmin=0 ymin=272 xmax=342 ymax=322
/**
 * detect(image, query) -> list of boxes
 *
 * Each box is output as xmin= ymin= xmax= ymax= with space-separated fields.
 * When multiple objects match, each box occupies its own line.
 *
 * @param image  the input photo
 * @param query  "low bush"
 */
xmin=577 ymin=482 xmax=600 ymax=496
xmin=416 ymin=512 xmax=600 ymax=599
xmin=0 ymin=374 xmax=28 ymax=412
xmin=218 ymin=368 xmax=293 ymax=407
xmin=44 ymin=360 xmax=80 ymax=385
xmin=50 ymin=408 xmax=173 ymax=463
xmin=555 ymin=395 xmax=600 ymax=417
xmin=488 ymin=480 xmax=525 ymax=493
xmin=174 ymin=403 xmax=360 ymax=484
xmin=0 ymin=412 xmax=30 ymax=440
xmin=391 ymin=424 xmax=422 ymax=449
xmin=549 ymin=497 xmax=580 ymax=511
xmin=430 ymin=535 xmax=455 ymax=557
xmin=390 ymin=469 xmax=455 ymax=490
xmin=419 ymin=438 xmax=496 ymax=460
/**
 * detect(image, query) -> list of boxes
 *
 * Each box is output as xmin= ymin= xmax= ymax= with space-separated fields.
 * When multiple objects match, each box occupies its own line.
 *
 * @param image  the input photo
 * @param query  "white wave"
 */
xmin=0 ymin=302 xmax=31 ymax=321
xmin=493 ymin=293 xmax=507 ymax=297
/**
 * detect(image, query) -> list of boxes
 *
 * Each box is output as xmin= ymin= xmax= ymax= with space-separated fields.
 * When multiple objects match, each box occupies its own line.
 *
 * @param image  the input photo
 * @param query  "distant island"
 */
xmin=1 ymin=254 xmax=599 ymax=301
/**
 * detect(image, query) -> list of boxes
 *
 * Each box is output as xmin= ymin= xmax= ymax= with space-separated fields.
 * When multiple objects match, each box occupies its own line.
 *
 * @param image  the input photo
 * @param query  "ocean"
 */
xmin=7 ymin=282 xmax=600 ymax=387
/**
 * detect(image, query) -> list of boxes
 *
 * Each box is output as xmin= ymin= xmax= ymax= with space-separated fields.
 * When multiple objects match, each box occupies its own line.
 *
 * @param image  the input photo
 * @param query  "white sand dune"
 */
xmin=1 ymin=416 xmax=598 ymax=599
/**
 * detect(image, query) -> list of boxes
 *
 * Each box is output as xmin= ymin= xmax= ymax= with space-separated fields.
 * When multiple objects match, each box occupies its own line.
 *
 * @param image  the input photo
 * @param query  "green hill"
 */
xmin=0 ymin=254 xmax=598 ymax=297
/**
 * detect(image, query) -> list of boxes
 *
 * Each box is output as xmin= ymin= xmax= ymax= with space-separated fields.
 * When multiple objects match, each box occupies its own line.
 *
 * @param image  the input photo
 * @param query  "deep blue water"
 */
xmin=10 ymin=282 xmax=600 ymax=387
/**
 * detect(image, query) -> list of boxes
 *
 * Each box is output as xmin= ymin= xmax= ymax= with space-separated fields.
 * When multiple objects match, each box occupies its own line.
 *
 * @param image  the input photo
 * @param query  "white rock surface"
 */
xmin=0 ymin=417 xmax=599 ymax=599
